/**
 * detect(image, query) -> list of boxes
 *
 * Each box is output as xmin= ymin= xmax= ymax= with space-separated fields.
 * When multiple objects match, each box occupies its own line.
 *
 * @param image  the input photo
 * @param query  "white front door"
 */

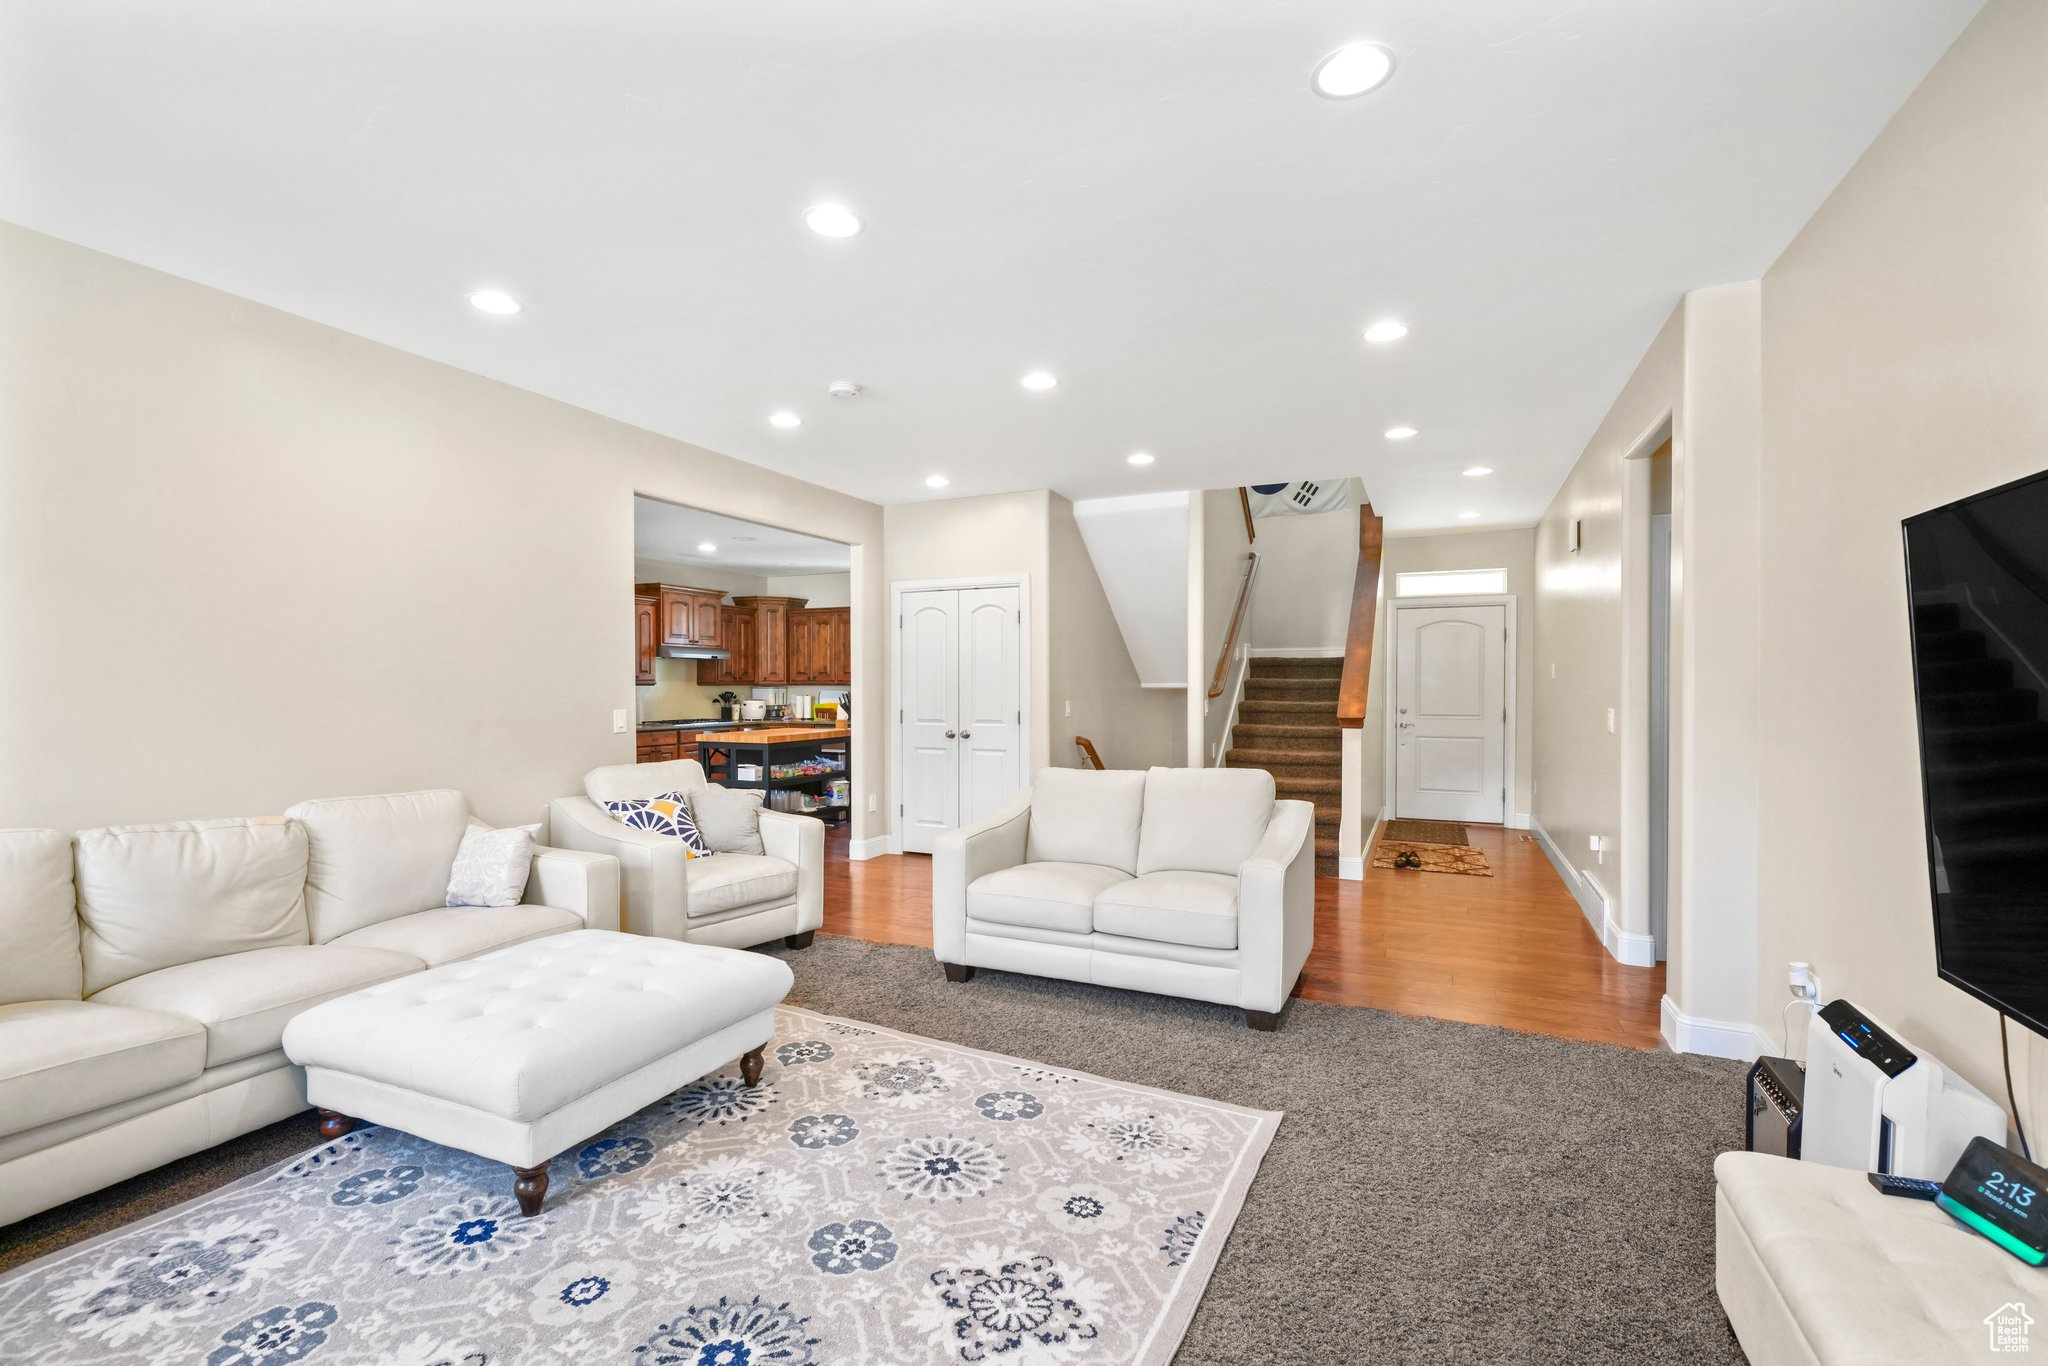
xmin=1394 ymin=603 xmax=1508 ymax=823
xmin=897 ymin=584 xmax=1026 ymax=853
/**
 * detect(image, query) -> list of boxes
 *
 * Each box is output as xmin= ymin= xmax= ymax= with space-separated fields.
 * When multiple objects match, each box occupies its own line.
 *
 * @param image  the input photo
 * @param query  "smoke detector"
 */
xmin=827 ymin=380 xmax=862 ymax=399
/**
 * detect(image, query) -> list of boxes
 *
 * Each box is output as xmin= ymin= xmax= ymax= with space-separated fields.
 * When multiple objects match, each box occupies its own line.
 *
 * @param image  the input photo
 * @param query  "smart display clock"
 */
xmin=1937 ymin=1136 xmax=2048 ymax=1266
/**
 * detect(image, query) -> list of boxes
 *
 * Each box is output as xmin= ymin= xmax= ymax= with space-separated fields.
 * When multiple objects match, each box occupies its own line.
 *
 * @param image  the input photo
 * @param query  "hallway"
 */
xmin=821 ymin=822 xmax=1667 ymax=1050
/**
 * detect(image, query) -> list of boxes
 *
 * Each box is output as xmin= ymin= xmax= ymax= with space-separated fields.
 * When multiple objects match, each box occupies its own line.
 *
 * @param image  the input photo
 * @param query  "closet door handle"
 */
xmin=945 ymin=730 xmax=957 ymax=739
xmin=959 ymin=731 xmax=973 ymax=739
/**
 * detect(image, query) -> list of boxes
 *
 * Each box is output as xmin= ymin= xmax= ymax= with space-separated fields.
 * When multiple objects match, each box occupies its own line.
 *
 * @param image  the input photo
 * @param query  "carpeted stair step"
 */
xmin=1249 ymin=657 xmax=1343 ymax=681
xmin=1237 ymin=698 xmax=1336 ymax=721
xmin=1244 ymin=678 xmax=1343 ymax=701
xmin=1228 ymin=723 xmax=1341 ymax=751
xmin=1224 ymin=751 xmax=1343 ymax=778
xmin=1272 ymin=773 xmax=1342 ymax=801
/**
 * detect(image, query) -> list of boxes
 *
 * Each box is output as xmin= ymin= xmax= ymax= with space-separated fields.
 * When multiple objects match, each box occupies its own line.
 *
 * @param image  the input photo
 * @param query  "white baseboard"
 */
xmin=1604 ymin=911 xmax=1657 ymax=968
xmin=847 ymin=834 xmax=899 ymax=860
xmin=1661 ymin=995 xmax=1773 ymax=1061
xmin=1248 ymin=646 xmax=1344 ymax=658
xmin=1509 ymin=811 xmax=1531 ymax=830
xmin=1337 ymin=856 xmax=1364 ymax=881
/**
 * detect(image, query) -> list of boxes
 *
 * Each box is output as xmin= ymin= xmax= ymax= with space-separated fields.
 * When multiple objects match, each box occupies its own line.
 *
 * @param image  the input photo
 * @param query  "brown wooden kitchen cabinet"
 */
xmin=728 ymin=596 xmax=802 ymax=684
xmin=635 ymin=730 xmax=703 ymax=766
xmin=700 ymin=605 xmax=754 ymax=687
xmin=789 ymin=607 xmax=851 ymax=685
xmin=637 ymin=583 xmax=725 ymax=650
xmin=634 ymin=592 xmax=658 ymax=686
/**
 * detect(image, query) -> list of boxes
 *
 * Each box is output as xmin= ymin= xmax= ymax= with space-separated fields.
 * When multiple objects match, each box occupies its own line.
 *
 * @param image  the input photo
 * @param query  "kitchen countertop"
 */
xmin=637 ymin=719 xmax=842 ymax=733
xmin=691 ymin=725 xmax=851 ymax=746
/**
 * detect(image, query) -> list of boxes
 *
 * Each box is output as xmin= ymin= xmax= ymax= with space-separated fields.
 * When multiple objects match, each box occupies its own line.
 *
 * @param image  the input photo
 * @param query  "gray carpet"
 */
xmin=0 ymin=936 xmax=1750 ymax=1364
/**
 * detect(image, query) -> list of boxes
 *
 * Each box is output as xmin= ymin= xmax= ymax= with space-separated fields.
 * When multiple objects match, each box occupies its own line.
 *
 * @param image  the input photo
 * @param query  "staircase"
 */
xmin=1224 ymin=657 xmax=1344 ymax=875
xmin=1913 ymin=600 xmax=2048 ymax=890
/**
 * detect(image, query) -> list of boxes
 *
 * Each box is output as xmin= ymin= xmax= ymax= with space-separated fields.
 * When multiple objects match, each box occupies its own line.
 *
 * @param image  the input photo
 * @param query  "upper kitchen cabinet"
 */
xmin=729 ymin=596 xmax=803 ymax=685
xmin=634 ymin=591 xmax=658 ymax=685
xmin=636 ymin=583 xmax=725 ymax=649
xmin=789 ymin=607 xmax=851 ymax=685
xmin=700 ymin=604 xmax=754 ymax=686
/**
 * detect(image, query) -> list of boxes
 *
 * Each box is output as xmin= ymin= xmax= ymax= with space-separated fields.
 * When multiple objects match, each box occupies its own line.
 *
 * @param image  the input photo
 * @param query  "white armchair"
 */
xmin=548 ymin=759 xmax=825 ymax=950
xmin=933 ymin=767 xmax=1316 ymax=1028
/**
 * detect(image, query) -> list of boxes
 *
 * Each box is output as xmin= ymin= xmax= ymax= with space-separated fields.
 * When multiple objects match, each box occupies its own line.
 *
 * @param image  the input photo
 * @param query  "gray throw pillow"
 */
xmin=689 ymin=785 xmax=766 ymax=855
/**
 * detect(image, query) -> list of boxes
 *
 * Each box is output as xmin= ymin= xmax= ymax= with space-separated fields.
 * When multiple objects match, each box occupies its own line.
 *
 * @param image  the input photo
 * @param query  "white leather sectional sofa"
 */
xmin=933 ymin=767 xmax=1316 ymax=1028
xmin=0 ymin=789 xmax=617 ymax=1227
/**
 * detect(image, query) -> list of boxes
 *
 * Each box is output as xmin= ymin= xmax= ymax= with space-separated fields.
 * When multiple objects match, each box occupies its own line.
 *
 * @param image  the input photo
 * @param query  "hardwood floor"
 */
xmin=821 ymin=822 xmax=1667 ymax=1049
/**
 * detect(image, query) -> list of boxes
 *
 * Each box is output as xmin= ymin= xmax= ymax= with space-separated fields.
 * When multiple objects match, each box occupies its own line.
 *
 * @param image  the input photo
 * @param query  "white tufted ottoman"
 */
xmin=281 ymin=928 xmax=793 ymax=1215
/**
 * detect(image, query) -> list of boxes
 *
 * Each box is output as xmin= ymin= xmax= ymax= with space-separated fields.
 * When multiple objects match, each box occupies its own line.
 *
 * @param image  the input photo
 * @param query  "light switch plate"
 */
xmin=1605 ymin=707 xmax=1616 ymax=734
xmin=612 ymin=709 xmax=629 ymax=734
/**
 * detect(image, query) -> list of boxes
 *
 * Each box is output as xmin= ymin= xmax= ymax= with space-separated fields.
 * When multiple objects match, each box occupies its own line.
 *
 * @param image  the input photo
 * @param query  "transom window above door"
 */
xmin=1394 ymin=568 xmax=1508 ymax=597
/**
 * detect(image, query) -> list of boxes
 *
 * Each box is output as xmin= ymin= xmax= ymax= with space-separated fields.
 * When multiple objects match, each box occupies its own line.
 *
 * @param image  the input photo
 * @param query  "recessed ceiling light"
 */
xmin=1020 ymin=371 xmax=1058 ymax=391
xmin=769 ymin=411 xmax=802 ymax=429
xmin=803 ymin=204 xmax=862 ymax=239
xmin=1312 ymin=43 xmax=1396 ymax=99
xmin=466 ymin=289 xmax=522 ymax=316
xmin=1127 ymin=452 xmax=1156 ymax=466
xmin=697 ymin=542 xmax=717 ymax=554
xmin=1463 ymin=466 xmax=1494 ymax=478
xmin=1362 ymin=319 xmax=1408 ymax=345
xmin=1384 ymin=426 xmax=1418 ymax=441
xmin=926 ymin=474 xmax=950 ymax=489
xmin=1458 ymin=511 xmax=1481 ymax=520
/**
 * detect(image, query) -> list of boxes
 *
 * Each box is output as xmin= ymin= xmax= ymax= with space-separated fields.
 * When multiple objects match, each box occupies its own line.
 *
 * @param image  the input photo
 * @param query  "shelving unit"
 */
xmin=698 ymin=731 xmax=850 ymax=825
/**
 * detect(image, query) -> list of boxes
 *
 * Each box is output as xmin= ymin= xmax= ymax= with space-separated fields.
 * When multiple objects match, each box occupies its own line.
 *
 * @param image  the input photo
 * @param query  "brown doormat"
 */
xmin=1371 ymin=840 xmax=1493 ymax=877
xmin=1382 ymin=819 xmax=1469 ymax=846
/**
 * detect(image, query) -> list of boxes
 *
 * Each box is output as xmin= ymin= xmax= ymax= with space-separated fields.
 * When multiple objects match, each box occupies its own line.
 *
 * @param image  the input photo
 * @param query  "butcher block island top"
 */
xmin=696 ymin=725 xmax=850 ymax=745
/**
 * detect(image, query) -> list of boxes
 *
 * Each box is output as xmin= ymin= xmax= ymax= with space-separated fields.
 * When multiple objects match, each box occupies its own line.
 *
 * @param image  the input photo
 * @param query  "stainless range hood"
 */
xmin=658 ymin=644 xmax=731 ymax=661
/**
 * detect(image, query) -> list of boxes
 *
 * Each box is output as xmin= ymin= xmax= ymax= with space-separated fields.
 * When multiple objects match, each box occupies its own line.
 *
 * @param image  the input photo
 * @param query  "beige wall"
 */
xmin=1755 ymin=0 xmax=2045 ymax=1132
xmin=1248 ymin=505 xmax=1357 ymax=650
xmin=1047 ymin=495 xmax=1183 ymax=771
xmin=1366 ymin=528 xmax=1539 ymax=821
xmin=1193 ymin=489 xmax=1250 ymax=765
xmin=1532 ymin=303 xmax=1684 ymax=938
xmin=0 ymin=222 xmax=889 ymax=842
xmin=763 ymin=573 xmax=851 ymax=609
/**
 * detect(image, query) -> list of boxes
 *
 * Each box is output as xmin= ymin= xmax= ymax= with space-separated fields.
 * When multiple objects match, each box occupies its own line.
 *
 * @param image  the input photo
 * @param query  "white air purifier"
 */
xmin=1801 ymin=999 xmax=2004 ymax=1180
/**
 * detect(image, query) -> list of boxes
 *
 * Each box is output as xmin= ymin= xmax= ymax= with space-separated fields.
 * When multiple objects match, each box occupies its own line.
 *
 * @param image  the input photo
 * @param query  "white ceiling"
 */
xmin=0 ymin=1 xmax=1980 ymax=530
xmin=635 ymin=497 xmax=850 ymax=578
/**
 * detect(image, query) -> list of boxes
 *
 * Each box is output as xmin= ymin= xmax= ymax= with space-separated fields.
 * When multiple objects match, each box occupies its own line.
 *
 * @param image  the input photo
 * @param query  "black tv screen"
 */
xmin=1904 ymin=469 xmax=2048 ymax=1038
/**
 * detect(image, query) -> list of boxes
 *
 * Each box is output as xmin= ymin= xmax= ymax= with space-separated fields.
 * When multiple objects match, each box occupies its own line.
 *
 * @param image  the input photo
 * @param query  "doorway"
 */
xmin=892 ymin=578 xmax=1030 ymax=854
xmin=1647 ymin=441 xmax=1674 ymax=961
xmin=1390 ymin=597 xmax=1514 ymax=824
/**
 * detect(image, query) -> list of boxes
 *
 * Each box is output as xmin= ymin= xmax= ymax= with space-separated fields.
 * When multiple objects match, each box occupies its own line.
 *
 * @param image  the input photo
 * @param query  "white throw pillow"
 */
xmin=688 ymin=785 xmax=767 ymax=856
xmin=445 ymin=820 xmax=539 ymax=908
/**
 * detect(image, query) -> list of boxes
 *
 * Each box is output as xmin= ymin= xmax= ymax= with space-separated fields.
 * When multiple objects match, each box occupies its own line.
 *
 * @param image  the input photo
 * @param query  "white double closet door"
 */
xmin=1393 ymin=602 xmax=1508 ymax=824
xmin=898 ymin=585 xmax=1025 ymax=854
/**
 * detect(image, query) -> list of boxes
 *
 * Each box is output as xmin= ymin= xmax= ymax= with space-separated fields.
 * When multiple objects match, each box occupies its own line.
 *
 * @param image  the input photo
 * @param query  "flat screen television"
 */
xmin=1904 ymin=469 xmax=2048 ymax=1038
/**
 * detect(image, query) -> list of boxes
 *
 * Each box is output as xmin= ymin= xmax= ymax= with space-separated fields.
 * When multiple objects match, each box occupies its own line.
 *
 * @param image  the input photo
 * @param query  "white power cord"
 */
xmin=1782 ymin=997 xmax=1818 ymax=1060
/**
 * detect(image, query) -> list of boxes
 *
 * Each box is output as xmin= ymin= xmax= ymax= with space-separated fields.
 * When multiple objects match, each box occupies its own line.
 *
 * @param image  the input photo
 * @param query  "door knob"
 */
xmin=945 ymin=730 xmax=957 ymax=739
xmin=960 ymin=731 xmax=972 ymax=739
xmin=1398 ymin=722 xmax=1415 ymax=729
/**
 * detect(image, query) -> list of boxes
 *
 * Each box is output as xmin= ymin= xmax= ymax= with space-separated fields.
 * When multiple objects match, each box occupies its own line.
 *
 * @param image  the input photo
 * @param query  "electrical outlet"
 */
xmin=1550 ymin=662 xmax=1557 ymax=680
xmin=1605 ymin=706 xmax=1616 ymax=734
xmin=612 ymin=709 xmax=629 ymax=735
xmin=867 ymin=794 xmax=877 ymax=813
xmin=1064 ymin=700 xmax=1072 ymax=718
xmin=1789 ymin=962 xmax=1821 ymax=1003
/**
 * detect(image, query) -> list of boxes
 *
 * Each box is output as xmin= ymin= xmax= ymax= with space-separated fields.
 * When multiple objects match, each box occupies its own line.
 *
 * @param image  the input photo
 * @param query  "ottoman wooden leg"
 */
xmin=784 ymin=930 xmax=815 ymax=949
xmin=513 ymin=1163 xmax=550 ymax=1217
xmin=316 ymin=1109 xmax=358 ymax=1140
xmin=740 ymin=1045 xmax=766 ymax=1088
xmin=943 ymin=963 xmax=975 ymax=983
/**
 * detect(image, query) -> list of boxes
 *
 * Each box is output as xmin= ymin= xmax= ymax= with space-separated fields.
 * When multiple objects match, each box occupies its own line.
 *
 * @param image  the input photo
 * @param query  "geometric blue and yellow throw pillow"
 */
xmin=603 ymin=790 xmax=712 ymax=857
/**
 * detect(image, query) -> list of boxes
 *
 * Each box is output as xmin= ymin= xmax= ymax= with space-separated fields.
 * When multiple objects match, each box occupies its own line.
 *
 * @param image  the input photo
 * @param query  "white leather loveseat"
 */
xmin=547 ymin=759 xmax=824 ymax=950
xmin=0 ymin=789 xmax=617 ymax=1227
xmin=933 ymin=767 xmax=1315 ymax=1029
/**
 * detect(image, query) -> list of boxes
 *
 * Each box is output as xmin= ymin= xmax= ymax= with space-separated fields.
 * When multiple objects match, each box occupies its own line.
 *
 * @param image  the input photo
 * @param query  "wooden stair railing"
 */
xmin=1074 ymin=737 xmax=1106 ymax=770
xmin=1336 ymin=502 xmax=1386 ymax=730
xmin=1207 ymin=551 xmax=1260 ymax=700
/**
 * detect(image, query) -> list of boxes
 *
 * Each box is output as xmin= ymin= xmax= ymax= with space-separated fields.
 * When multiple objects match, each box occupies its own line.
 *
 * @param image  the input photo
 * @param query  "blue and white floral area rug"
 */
xmin=0 ymin=1005 xmax=1279 ymax=1366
